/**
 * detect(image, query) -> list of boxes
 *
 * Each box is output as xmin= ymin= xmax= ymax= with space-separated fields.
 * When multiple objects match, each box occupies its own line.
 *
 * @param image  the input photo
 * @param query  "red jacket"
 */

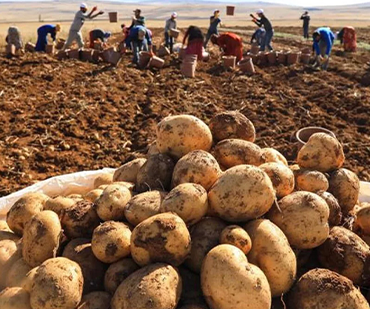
xmin=217 ymin=33 xmax=243 ymax=61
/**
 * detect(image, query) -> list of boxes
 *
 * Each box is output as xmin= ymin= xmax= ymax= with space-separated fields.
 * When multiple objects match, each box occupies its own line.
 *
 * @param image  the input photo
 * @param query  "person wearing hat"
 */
xmin=183 ymin=25 xmax=205 ymax=60
xmin=129 ymin=9 xmax=145 ymax=30
xmin=251 ymin=9 xmax=273 ymax=51
xmin=211 ymin=32 xmax=243 ymax=62
xmin=35 ymin=24 xmax=61 ymax=52
xmin=126 ymin=24 xmax=152 ymax=64
xmin=164 ymin=12 xmax=177 ymax=53
xmin=300 ymin=11 xmax=310 ymax=39
xmin=204 ymin=10 xmax=222 ymax=48
xmin=89 ymin=29 xmax=111 ymax=48
xmin=336 ymin=26 xmax=357 ymax=52
xmin=250 ymin=27 xmax=266 ymax=46
xmin=312 ymin=27 xmax=335 ymax=70
xmin=62 ymin=3 xmax=104 ymax=50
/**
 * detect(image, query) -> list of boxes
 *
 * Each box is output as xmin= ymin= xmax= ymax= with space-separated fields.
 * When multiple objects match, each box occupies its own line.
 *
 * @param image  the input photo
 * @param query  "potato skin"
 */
xmin=84 ymin=189 xmax=103 ymax=203
xmin=111 ymin=263 xmax=182 ymax=309
xmin=156 ymin=115 xmax=213 ymax=159
xmin=0 ymin=287 xmax=32 ymax=309
xmin=244 ymin=219 xmax=297 ymax=296
xmin=5 ymin=258 xmax=32 ymax=288
xmin=356 ymin=205 xmax=370 ymax=235
xmin=77 ymin=291 xmax=111 ymax=309
xmin=44 ymin=196 xmax=75 ymax=215
xmin=0 ymin=230 xmax=20 ymax=242
xmin=201 ymin=244 xmax=271 ymax=309
xmin=219 ymin=225 xmax=252 ymax=255
xmin=208 ymin=165 xmax=275 ymax=222
xmin=316 ymin=191 xmax=342 ymax=226
xmin=130 ymin=213 xmax=191 ymax=267
xmin=113 ymin=158 xmax=147 ymax=183
xmin=94 ymin=174 xmax=113 ymax=189
xmin=0 ymin=240 xmax=22 ymax=289
xmin=261 ymin=148 xmax=288 ymax=166
xmin=21 ymin=267 xmax=38 ymax=293
xmin=0 ymin=221 xmax=11 ymax=232
xmin=295 ymin=169 xmax=329 ymax=192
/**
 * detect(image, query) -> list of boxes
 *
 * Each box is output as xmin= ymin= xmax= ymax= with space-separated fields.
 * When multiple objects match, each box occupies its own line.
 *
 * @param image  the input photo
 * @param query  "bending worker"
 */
xmin=89 ymin=29 xmax=111 ymax=48
xmin=164 ymin=12 xmax=178 ymax=54
xmin=251 ymin=9 xmax=273 ymax=51
xmin=183 ymin=25 xmax=205 ymax=60
xmin=337 ymin=26 xmax=357 ymax=52
xmin=312 ymin=27 xmax=335 ymax=70
xmin=5 ymin=26 xmax=23 ymax=52
xmin=126 ymin=24 xmax=152 ymax=64
xmin=251 ymin=27 xmax=265 ymax=46
xmin=211 ymin=33 xmax=243 ymax=62
xmin=35 ymin=24 xmax=61 ymax=52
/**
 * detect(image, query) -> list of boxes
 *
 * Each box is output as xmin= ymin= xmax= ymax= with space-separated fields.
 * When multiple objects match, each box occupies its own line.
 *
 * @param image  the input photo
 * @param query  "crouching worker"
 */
xmin=35 ymin=24 xmax=61 ymax=52
xmin=127 ymin=25 xmax=152 ymax=64
xmin=89 ymin=29 xmax=111 ymax=48
xmin=183 ymin=26 xmax=204 ymax=60
xmin=211 ymin=33 xmax=243 ymax=62
xmin=337 ymin=26 xmax=356 ymax=52
xmin=312 ymin=27 xmax=335 ymax=70
xmin=5 ymin=26 xmax=23 ymax=52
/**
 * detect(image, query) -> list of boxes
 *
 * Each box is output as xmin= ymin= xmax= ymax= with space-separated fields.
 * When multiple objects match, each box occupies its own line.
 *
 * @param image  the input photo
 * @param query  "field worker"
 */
xmin=337 ymin=26 xmax=357 ymax=52
xmin=211 ymin=33 xmax=243 ymax=62
xmin=312 ymin=27 xmax=335 ymax=70
xmin=251 ymin=9 xmax=274 ymax=51
xmin=250 ymin=27 xmax=265 ymax=46
xmin=62 ymin=3 xmax=104 ymax=51
xmin=129 ymin=9 xmax=145 ymax=29
xmin=35 ymin=24 xmax=61 ymax=52
xmin=142 ymin=28 xmax=153 ymax=52
xmin=204 ymin=10 xmax=222 ymax=48
xmin=164 ymin=12 xmax=178 ymax=53
xmin=127 ymin=25 xmax=152 ymax=64
xmin=183 ymin=25 xmax=205 ymax=60
xmin=300 ymin=11 xmax=310 ymax=39
xmin=5 ymin=26 xmax=23 ymax=51
xmin=88 ymin=29 xmax=111 ymax=48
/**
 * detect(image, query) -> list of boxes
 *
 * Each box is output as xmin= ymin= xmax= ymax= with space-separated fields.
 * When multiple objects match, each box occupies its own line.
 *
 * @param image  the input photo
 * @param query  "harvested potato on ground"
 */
xmin=268 ymin=191 xmax=329 ymax=249
xmin=92 ymin=221 xmax=131 ymax=263
xmin=260 ymin=162 xmax=295 ymax=198
xmin=94 ymin=173 xmax=113 ymax=188
xmin=67 ymin=194 xmax=84 ymax=201
xmin=178 ymin=267 xmax=204 ymax=306
xmin=95 ymin=184 xmax=132 ymax=221
xmin=113 ymin=158 xmax=147 ymax=183
xmin=288 ymin=268 xmax=370 ymax=309
xmin=124 ymin=191 xmax=167 ymax=226
xmin=147 ymin=141 xmax=160 ymax=156
xmin=356 ymin=205 xmax=370 ymax=235
xmin=172 ymin=150 xmax=222 ymax=191
xmin=244 ymin=219 xmax=297 ymax=296
xmin=22 ymin=210 xmax=61 ymax=267
xmin=316 ymin=191 xmax=342 ymax=226
xmin=329 ymin=168 xmax=360 ymax=214
xmin=0 ymin=220 xmax=11 ymax=231
xmin=44 ymin=196 xmax=75 ymax=215
xmin=208 ymin=165 xmax=275 ymax=222
xmin=21 ymin=267 xmax=38 ymax=293
xmin=201 ymin=244 xmax=271 ymax=309
xmin=317 ymin=226 xmax=370 ymax=286
xmin=6 ymin=258 xmax=32 ymax=288
xmin=295 ymin=169 xmax=329 ymax=192
xmin=136 ymin=153 xmax=175 ymax=192
xmin=131 ymin=213 xmax=191 ymax=267
xmin=297 ymin=133 xmax=345 ymax=172
xmin=61 ymin=200 xmax=100 ymax=239
xmin=261 ymin=148 xmax=288 ymax=166
xmin=161 ymin=183 xmax=208 ymax=225
xmin=111 ymin=263 xmax=182 ymax=309
xmin=0 ymin=230 xmax=20 ymax=242
xmin=84 ymin=189 xmax=103 ymax=203
xmin=0 ymin=287 xmax=32 ymax=309
xmin=6 ymin=192 xmax=49 ymax=236
xmin=0 ymin=240 xmax=22 ymax=289
xmin=219 ymin=225 xmax=252 ymax=255
xmin=31 ymin=257 xmax=83 ymax=309
xmin=209 ymin=111 xmax=255 ymax=142
xmin=185 ymin=217 xmax=227 ymax=273
xmin=104 ymin=258 xmax=139 ymax=295
xmin=156 ymin=114 xmax=213 ymax=159
xmin=63 ymin=238 xmax=107 ymax=293
xmin=77 ymin=291 xmax=111 ymax=309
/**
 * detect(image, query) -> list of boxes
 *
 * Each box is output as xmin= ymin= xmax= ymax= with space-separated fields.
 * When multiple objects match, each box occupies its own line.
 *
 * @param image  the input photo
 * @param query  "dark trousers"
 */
xmin=303 ymin=26 xmax=309 ymax=39
xmin=165 ymin=32 xmax=174 ymax=53
xmin=132 ymin=40 xmax=143 ymax=64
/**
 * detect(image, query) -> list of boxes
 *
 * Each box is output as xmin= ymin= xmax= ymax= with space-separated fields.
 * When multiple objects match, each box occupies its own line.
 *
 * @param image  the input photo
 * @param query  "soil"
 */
xmin=1 ymin=27 xmax=370 ymax=197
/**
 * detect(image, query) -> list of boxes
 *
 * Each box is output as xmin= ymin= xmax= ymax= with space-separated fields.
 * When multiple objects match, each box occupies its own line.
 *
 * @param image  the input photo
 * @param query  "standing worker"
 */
xmin=312 ymin=27 xmax=335 ymax=70
xmin=251 ymin=9 xmax=273 ymax=51
xmin=35 ymin=24 xmax=61 ymax=52
xmin=183 ymin=25 xmax=205 ymax=60
xmin=164 ymin=12 xmax=178 ymax=54
xmin=337 ymin=26 xmax=357 ymax=52
xmin=204 ymin=10 xmax=222 ymax=48
xmin=211 ymin=33 xmax=243 ymax=62
xmin=300 ymin=11 xmax=310 ymax=39
xmin=129 ymin=9 xmax=145 ymax=29
xmin=127 ymin=25 xmax=152 ymax=65
xmin=88 ymin=29 xmax=111 ymax=48
xmin=250 ymin=27 xmax=266 ymax=46
xmin=62 ymin=3 xmax=104 ymax=51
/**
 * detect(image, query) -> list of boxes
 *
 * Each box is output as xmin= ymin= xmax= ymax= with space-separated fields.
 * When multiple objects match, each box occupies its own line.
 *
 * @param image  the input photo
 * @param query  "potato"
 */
xmin=6 ymin=192 xmax=49 ymax=236
xmin=209 ymin=111 xmax=256 ymax=142
xmin=0 ymin=240 xmax=22 ymax=289
xmin=77 ymin=291 xmax=111 ymax=309
xmin=94 ymin=173 xmax=113 ymax=188
xmin=30 ymin=257 xmax=83 ymax=309
xmin=0 ymin=287 xmax=32 ymax=309
xmin=95 ymin=184 xmax=132 ymax=221
xmin=268 ymin=191 xmax=329 ymax=249
xmin=208 ymin=165 xmax=275 ymax=222
xmin=259 ymin=162 xmax=295 ymax=198
xmin=104 ymin=258 xmax=139 ymax=294
xmin=5 ymin=258 xmax=32 ymax=288
xmin=261 ymin=148 xmax=288 ymax=166
xmin=297 ymin=133 xmax=345 ymax=172
xmin=161 ymin=183 xmax=208 ymax=225
xmin=288 ymin=268 xmax=370 ymax=309
xmin=61 ymin=200 xmax=100 ymax=239
xmin=172 ymin=150 xmax=222 ymax=191
xmin=178 ymin=267 xmax=204 ymax=306
xmin=0 ymin=220 xmax=11 ymax=231
xmin=136 ymin=153 xmax=175 ymax=192
xmin=84 ymin=189 xmax=103 ymax=203
xmin=21 ymin=267 xmax=38 ymax=293
xmin=22 ymin=210 xmax=61 ymax=267
xmin=44 ymin=196 xmax=75 ymax=215
xmin=124 ymin=191 xmax=167 ymax=226
xmin=356 ymin=205 xmax=370 ymax=235
xmin=214 ymin=139 xmax=264 ymax=168
xmin=113 ymin=158 xmax=147 ymax=183
xmin=156 ymin=115 xmax=213 ymax=159
xmin=201 ymin=244 xmax=271 ymax=309
xmin=219 ymin=225 xmax=252 ymax=254
xmin=67 ymin=194 xmax=84 ymax=201
xmin=0 ymin=230 xmax=20 ymax=242
xmin=92 ymin=221 xmax=131 ymax=263
xmin=147 ymin=141 xmax=160 ymax=156
xmin=295 ymin=169 xmax=329 ymax=192
xmin=130 ymin=213 xmax=191 ymax=267
xmin=316 ymin=191 xmax=342 ymax=226
xmin=63 ymin=238 xmax=107 ymax=293
xmin=244 ymin=219 xmax=297 ymax=296
xmin=329 ymin=168 xmax=360 ymax=214
xmin=185 ymin=217 xmax=227 ymax=273
xmin=317 ymin=226 xmax=370 ymax=285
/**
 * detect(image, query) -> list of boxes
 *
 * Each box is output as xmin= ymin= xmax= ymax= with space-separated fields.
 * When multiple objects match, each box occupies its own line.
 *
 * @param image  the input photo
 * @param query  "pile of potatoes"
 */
xmin=1 ymin=112 xmax=369 ymax=309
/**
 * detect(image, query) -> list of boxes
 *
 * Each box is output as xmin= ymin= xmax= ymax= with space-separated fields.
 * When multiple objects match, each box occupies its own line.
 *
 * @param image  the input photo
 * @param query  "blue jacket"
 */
xmin=313 ymin=27 xmax=335 ymax=56
xmin=38 ymin=24 xmax=57 ymax=41
xmin=128 ymin=25 xmax=152 ymax=45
